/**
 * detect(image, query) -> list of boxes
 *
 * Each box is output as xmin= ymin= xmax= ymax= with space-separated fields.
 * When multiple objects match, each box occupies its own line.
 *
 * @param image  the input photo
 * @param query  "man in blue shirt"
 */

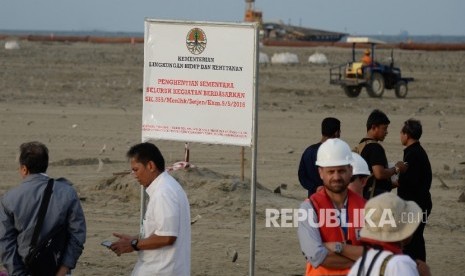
xmin=298 ymin=117 xmax=341 ymax=197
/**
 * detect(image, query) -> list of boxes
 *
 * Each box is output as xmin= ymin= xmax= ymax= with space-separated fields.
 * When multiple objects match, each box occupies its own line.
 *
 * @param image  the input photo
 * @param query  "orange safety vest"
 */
xmin=305 ymin=189 xmax=366 ymax=276
xmin=361 ymin=55 xmax=372 ymax=65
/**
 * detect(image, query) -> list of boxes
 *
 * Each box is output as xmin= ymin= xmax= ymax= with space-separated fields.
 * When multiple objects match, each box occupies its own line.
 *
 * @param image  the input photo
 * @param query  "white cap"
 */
xmin=351 ymin=152 xmax=371 ymax=176
xmin=316 ymin=138 xmax=353 ymax=167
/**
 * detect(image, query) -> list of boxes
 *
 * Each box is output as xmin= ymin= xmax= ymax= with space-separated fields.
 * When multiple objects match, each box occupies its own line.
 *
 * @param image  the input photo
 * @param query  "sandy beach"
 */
xmin=1 ymin=40 xmax=465 ymax=275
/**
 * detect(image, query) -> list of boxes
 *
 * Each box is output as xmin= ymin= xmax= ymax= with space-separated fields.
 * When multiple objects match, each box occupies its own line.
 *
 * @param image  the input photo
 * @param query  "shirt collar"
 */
xmin=145 ymin=171 xmax=166 ymax=197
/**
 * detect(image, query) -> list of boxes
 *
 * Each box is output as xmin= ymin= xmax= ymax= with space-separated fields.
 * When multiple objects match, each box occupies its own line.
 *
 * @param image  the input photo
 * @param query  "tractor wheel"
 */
xmin=395 ymin=81 xmax=408 ymax=98
xmin=343 ymin=86 xmax=362 ymax=98
xmin=366 ymin=72 xmax=385 ymax=98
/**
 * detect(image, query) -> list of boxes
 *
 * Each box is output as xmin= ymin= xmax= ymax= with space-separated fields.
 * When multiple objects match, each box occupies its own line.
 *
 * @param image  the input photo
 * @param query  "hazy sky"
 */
xmin=1 ymin=0 xmax=464 ymax=36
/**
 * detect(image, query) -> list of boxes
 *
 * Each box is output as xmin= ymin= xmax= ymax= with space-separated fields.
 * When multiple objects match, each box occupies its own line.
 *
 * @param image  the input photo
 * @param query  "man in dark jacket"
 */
xmin=397 ymin=119 xmax=432 ymax=262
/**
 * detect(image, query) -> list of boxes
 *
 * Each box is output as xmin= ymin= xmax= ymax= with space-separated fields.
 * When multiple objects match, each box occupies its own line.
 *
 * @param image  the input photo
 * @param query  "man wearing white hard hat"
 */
xmin=348 ymin=193 xmax=431 ymax=276
xmin=348 ymin=153 xmax=371 ymax=197
xmin=298 ymin=138 xmax=366 ymax=276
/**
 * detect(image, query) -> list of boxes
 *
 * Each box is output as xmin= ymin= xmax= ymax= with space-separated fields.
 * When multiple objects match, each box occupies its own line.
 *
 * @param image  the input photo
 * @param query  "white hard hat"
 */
xmin=351 ymin=152 xmax=371 ymax=176
xmin=316 ymin=138 xmax=353 ymax=167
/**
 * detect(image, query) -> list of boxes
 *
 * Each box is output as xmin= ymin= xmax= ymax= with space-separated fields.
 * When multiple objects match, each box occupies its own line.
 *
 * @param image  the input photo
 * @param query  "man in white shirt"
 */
xmin=110 ymin=142 xmax=191 ymax=276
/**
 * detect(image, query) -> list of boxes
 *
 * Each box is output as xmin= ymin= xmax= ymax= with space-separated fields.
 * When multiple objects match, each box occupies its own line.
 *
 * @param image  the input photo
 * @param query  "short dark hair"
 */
xmin=19 ymin=141 xmax=49 ymax=173
xmin=127 ymin=142 xmax=165 ymax=171
xmin=366 ymin=109 xmax=390 ymax=131
xmin=321 ymin=117 xmax=341 ymax=137
xmin=402 ymin=119 xmax=422 ymax=140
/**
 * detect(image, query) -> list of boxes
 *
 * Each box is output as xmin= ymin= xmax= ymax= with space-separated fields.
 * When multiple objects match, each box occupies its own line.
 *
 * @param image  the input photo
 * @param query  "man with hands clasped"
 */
xmin=298 ymin=138 xmax=366 ymax=276
xmin=356 ymin=109 xmax=408 ymax=199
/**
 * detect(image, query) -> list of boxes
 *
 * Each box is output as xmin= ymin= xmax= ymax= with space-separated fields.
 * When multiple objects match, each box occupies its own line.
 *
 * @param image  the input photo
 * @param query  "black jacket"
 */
xmin=398 ymin=142 xmax=433 ymax=213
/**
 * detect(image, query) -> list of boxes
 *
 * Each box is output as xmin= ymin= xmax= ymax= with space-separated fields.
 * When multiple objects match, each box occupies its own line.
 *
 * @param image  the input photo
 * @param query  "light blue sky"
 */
xmin=1 ymin=0 xmax=464 ymax=36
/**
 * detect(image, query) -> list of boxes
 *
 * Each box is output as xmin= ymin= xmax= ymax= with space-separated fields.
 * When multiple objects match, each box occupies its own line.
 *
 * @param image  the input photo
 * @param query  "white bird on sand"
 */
xmin=99 ymin=144 xmax=106 ymax=155
xmin=190 ymin=214 xmax=202 ymax=225
xmin=97 ymin=158 xmax=104 ymax=172
xmin=226 ymin=247 xmax=238 ymax=263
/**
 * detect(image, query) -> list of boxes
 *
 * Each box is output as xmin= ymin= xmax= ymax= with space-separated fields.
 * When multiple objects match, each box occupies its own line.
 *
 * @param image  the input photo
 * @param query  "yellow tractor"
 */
xmin=330 ymin=37 xmax=414 ymax=98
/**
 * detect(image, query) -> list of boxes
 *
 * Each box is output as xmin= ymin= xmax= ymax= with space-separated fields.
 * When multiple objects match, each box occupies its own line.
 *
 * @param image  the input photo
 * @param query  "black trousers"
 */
xmin=403 ymin=212 xmax=429 ymax=261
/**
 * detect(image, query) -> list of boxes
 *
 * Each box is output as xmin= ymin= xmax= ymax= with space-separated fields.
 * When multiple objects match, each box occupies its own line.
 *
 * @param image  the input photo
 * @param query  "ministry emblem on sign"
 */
xmin=186 ymin=28 xmax=207 ymax=55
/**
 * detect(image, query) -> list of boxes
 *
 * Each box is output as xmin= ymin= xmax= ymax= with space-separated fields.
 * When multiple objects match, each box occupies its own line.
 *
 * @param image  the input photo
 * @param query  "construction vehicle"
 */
xmin=329 ymin=37 xmax=414 ymax=98
xmin=243 ymin=0 xmax=346 ymax=43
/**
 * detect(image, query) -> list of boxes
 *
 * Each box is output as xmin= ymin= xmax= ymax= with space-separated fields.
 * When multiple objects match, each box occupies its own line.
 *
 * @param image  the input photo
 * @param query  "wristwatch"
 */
xmin=334 ymin=242 xmax=344 ymax=254
xmin=131 ymin=239 xmax=140 ymax=251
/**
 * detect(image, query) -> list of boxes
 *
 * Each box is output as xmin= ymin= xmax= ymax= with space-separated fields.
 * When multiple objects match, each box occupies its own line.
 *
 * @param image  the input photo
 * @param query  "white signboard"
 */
xmin=142 ymin=19 xmax=258 ymax=146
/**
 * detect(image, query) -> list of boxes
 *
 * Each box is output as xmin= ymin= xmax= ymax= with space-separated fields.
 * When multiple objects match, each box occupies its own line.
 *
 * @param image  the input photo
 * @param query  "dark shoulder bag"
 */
xmin=25 ymin=178 xmax=69 ymax=276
